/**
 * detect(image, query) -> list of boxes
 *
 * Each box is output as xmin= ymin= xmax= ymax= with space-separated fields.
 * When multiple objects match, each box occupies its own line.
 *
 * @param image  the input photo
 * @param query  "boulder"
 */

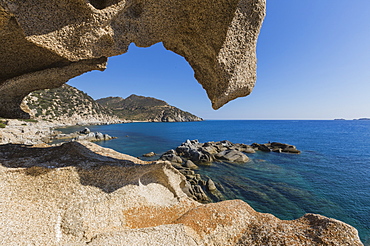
xmin=160 ymin=150 xmax=183 ymax=164
xmin=206 ymin=178 xmax=217 ymax=191
xmin=192 ymin=185 xmax=209 ymax=202
xmin=200 ymin=142 xmax=218 ymax=154
xmin=143 ymin=152 xmax=156 ymax=157
xmin=80 ymin=127 xmax=90 ymax=134
xmin=215 ymin=149 xmax=249 ymax=163
xmin=269 ymin=142 xmax=301 ymax=154
xmin=234 ymin=143 xmax=256 ymax=153
xmin=95 ymin=132 xmax=104 ymax=140
xmin=160 ymin=154 xmax=182 ymax=164
xmin=183 ymin=160 xmax=198 ymax=169
xmin=272 ymin=148 xmax=282 ymax=153
xmin=251 ymin=143 xmax=271 ymax=152
xmin=103 ymin=134 xmax=113 ymax=140
xmin=176 ymin=140 xmax=214 ymax=163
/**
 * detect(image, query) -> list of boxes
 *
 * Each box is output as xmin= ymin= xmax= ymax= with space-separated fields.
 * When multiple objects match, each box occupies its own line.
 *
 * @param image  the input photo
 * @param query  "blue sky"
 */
xmin=69 ymin=0 xmax=370 ymax=120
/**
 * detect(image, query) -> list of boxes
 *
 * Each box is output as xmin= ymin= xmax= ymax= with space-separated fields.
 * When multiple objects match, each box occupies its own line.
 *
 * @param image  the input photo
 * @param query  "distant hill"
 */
xmin=97 ymin=95 xmax=203 ymax=122
xmin=23 ymin=85 xmax=121 ymax=125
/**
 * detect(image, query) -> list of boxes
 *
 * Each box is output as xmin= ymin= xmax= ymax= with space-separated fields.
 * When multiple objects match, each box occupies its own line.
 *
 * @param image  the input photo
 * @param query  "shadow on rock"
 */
xmin=0 ymin=142 xmax=186 ymax=195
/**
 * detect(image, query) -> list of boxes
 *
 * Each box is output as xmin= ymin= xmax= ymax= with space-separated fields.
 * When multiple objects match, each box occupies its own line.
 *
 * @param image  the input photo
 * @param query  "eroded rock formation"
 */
xmin=0 ymin=142 xmax=363 ymax=245
xmin=0 ymin=0 xmax=266 ymax=118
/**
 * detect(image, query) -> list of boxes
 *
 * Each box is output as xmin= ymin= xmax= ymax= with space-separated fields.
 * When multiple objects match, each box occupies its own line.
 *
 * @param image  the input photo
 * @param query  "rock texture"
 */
xmin=0 ymin=141 xmax=363 ymax=245
xmin=156 ymin=140 xmax=302 ymax=202
xmin=24 ymin=84 xmax=122 ymax=125
xmin=97 ymin=95 xmax=203 ymax=122
xmin=0 ymin=119 xmax=117 ymax=145
xmin=52 ymin=127 xmax=116 ymax=142
xmin=0 ymin=119 xmax=57 ymax=145
xmin=0 ymin=0 xmax=266 ymax=119
xmin=251 ymin=142 xmax=301 ymax=154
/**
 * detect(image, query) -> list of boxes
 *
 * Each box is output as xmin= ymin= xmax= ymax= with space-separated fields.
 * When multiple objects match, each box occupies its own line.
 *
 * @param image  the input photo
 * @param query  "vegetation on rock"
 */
xmin=23 ymin=85 xmax=119 ymax=123
xmin=97 ymin=95 xmax=203 ymax=122
xmin=23 ymin=86 xmax=201 ymax=123
xmin=0 ymin=119 xmax=6 ymax=128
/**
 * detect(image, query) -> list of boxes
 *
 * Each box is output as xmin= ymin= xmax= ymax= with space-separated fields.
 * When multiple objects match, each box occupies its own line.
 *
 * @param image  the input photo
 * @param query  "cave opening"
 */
xmin=67 ymin=42 xmax=206 ymax=116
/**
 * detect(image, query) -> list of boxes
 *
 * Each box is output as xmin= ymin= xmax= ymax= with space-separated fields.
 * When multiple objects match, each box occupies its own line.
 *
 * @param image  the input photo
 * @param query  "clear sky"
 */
xmin=68 ymin=0 xmax=370 ymax=120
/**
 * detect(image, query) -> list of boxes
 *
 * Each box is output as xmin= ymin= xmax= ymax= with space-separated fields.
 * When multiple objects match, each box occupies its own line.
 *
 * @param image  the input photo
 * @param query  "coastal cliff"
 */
xmin=97 ymin=95 xmax=203 ymax=122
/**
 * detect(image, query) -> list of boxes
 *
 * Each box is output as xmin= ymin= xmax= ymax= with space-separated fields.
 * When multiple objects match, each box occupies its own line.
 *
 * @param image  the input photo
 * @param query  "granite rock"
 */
xmin=215 ymin=149 xmax=249 ymax=163
xmin=0 ymin=0 xmax=266 ymax=118
xmin=0 ymin=141 xmax=363 ymax=245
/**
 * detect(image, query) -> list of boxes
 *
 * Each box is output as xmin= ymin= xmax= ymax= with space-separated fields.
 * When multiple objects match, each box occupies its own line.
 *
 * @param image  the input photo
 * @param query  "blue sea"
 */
xmin=59 ymin=120 xmax=370 ymax=245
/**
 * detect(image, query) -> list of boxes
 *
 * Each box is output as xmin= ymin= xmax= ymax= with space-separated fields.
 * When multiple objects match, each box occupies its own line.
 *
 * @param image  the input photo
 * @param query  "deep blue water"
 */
xmin=59 ymin=120 xmax=370 ymax=244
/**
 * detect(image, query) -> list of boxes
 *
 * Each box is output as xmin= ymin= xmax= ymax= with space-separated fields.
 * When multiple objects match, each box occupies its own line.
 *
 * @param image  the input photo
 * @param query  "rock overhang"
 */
xmin=0 ymin=0 xmax=266 ymax=118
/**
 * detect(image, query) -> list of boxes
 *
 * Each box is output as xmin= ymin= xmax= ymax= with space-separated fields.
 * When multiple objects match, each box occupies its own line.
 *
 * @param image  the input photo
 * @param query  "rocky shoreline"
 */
xmin=51 ymin=127 xmax=116 ymax=143
xmin=0 ymin=137 xmax=363 ymax=245
xmin=0 ymin=122 xmax=365 ymax=245
xmin=0 ymin=118 xmax=122 ymax=145
xmin=143 ymin=140 xmax=302 ymax=203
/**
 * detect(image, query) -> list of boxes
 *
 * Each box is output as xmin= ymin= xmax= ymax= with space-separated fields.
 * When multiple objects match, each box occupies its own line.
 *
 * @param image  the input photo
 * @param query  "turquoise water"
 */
xmin=59 ymin=120 xmax=370 ymax=244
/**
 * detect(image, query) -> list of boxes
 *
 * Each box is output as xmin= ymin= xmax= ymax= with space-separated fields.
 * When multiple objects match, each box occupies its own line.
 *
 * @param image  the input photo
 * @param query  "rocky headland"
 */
xmin=23 ymin=84 xmax=123 ymax=125
xmin=97 ymin=95 xmax=203 ymax=122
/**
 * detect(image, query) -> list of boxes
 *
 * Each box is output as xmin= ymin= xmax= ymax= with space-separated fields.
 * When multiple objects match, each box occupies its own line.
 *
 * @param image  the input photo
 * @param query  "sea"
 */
xmin=58 ymin=120 xmax=370 ymax=245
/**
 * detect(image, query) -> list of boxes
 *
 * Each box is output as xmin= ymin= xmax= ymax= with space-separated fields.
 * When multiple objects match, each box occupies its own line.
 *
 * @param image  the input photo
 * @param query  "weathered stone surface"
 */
xmin=143 ymin=151 xmax=156 ymax=157
xmin=252 ymin=142 xmax=271 ymax=152
xmin=206 ymin=178 xmax=217 ymax=191
xmin=215 ymin=149 xmax=249 ymax=163
xmin=270 ymin=142 xmax=301 ymax=154
xmin=176 ymin=139 xmax=215 ymax=163
xmin=0 ymin=142 xmax=363 ymax=245
xmin=160 ymin=149 xmax=183 ymax=164
xmin=183 ymin=159 xmax=198 ymax=169
xmin=0 ymin=0 xmax=266 ymax=118
xmin=80 ymin=127 xmax=91 ymax=134
xmin=252 ymin=142 xmax=302 ymax=154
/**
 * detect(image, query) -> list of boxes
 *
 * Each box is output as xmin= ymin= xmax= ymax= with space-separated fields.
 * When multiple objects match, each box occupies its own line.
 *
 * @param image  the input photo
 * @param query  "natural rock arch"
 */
xmin=0 ymin=0 xmax=266 ymax=118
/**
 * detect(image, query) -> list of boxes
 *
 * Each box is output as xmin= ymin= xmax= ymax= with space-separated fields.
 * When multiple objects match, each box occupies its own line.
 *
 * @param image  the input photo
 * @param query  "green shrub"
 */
xmin=0 ymin=123 xmax=6 ymax=128
xmin=20 ymin=119 xmax=38 ymax=123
